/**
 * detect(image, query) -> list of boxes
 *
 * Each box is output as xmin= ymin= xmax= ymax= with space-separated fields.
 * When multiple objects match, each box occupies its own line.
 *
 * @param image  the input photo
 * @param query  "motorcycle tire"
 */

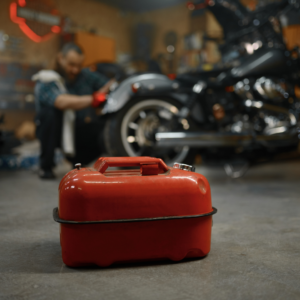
xmin=104 ymin=97 xmax=197 ymax=166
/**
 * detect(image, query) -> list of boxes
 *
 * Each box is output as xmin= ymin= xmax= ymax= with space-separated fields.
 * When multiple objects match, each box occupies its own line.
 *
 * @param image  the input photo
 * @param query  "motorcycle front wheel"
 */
xmin=104 ymin=97 xmax=197 ymax=166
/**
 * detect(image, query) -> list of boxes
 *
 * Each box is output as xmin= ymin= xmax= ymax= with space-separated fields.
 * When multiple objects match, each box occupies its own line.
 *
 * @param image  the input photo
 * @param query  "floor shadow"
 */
xmin=0 ymin=239 xmax=206 ymax=274
xmin=63 ymin=256 xmax=206 ymax=273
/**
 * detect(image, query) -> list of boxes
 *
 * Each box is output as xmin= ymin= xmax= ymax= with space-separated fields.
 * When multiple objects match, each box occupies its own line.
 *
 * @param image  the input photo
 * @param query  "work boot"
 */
xmin=39 ymin=169 xmax=56 ymax=179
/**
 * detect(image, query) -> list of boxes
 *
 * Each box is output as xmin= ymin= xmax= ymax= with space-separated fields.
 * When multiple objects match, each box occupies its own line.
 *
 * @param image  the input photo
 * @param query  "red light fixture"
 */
xmin=18 ymin=0 xmax=26 ymax=7
xmin=167 ymin=73 xmax=177 ymax=80
xmin=132 ymin=83 xmax=141 ymax=93
xmin=186 ymin=2 xmax=195 ymax=10
xmin=10 ymin=0 xmax=62 ymax=43
xmin=51 ymin=26 xmax=61 ymax=34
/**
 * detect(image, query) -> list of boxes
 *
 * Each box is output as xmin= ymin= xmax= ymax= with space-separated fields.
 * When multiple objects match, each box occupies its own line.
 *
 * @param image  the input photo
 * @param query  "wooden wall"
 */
xmin=134 ymin=4 xmax=191 ymax=64
xmin=0 ymin=0 xmax=60 ymax=66
xmin=133 ymin=4 xmax=224 ymax=71
xmin=56 ymin=0 xmax=133 ymax=57
xmin=282 ymin=25 xmax=300 ymax=50
xmin=0 ymin=0 xmax=133 ymax=67
xmin=0 ymin=0 xmax=133 ymax=131
xmin=1 ymin=0 xmax=300 ymax=132
xmin=1 ymin=0 xmax=299 ymax=69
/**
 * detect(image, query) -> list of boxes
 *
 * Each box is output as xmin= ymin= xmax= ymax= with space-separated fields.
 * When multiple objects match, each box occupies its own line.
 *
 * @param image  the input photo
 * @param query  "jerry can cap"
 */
xmin=173 ymin=162 xmax=195 ymax=172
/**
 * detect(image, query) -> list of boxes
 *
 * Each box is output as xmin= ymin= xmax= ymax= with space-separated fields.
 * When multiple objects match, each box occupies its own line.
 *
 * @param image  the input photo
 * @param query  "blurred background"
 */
xmin=0 ymin=0 xmax=300 ymax=175
xmin=1 ymin=1 xmax=300 ymax=298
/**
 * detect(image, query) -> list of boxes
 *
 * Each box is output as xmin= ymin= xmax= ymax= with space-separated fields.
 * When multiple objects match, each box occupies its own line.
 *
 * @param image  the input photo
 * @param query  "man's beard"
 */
xmin=55 ymin=61 xmax=77 ymax=83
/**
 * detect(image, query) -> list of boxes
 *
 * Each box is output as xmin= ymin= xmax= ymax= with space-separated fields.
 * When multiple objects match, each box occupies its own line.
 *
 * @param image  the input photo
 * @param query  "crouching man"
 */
xmin=33 ymin=43 xmax=113 ymax=179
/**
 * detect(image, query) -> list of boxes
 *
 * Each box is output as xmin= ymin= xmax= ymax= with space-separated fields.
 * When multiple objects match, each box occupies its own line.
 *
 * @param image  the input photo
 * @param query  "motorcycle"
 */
xmin=102 ymin=0 xmax=300 ymax=177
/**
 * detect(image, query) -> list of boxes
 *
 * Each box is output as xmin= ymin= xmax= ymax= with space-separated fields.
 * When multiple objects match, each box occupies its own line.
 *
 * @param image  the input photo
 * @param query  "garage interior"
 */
xmin=1 ymin=0 xmax=300 ymax=299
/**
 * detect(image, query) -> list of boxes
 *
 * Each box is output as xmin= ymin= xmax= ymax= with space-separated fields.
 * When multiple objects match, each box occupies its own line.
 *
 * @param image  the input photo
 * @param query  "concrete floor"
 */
xmin=0 ymin=160 xmax=300 ymax=300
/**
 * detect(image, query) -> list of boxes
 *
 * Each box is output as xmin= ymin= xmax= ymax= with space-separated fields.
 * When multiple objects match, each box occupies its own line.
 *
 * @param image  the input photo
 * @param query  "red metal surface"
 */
xmin=58 ymin=157 xmax=215 ymax=267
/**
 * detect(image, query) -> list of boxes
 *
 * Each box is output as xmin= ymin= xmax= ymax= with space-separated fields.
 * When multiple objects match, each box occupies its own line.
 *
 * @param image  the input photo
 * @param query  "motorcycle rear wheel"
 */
xmin=104 ymin=97 xmax=197 ymax=166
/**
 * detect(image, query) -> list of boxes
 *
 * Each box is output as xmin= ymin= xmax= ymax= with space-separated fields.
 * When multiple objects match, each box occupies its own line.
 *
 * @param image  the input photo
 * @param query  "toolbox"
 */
xmin=53 ymin=156 xmax=217 ymax=267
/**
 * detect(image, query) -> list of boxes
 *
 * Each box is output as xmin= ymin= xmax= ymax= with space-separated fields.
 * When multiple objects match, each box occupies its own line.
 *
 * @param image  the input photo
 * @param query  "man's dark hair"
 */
xmin=60 ymin=43 xmax=84 ymax=56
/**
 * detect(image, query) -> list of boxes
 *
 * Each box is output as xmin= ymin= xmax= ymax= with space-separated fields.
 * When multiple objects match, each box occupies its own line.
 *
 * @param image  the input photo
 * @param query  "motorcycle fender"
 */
xmin=102 ymin=73 xmax=188 ymax=114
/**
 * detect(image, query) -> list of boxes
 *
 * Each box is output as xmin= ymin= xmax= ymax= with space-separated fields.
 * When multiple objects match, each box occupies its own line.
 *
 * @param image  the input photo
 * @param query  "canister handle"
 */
xmin=94 ymin=157 xmax=169 ymax=175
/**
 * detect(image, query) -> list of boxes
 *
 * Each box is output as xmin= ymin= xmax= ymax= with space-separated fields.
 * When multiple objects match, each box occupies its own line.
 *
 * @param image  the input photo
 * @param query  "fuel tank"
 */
xmin=230 ymin=48 xmax=288 ymax=78
xmin=54 ymin=156 xmax=217 ymax=267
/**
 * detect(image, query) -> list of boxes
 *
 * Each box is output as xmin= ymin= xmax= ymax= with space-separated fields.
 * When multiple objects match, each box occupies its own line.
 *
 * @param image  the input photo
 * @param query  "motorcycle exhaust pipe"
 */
xmin=155 ymin=131 xmax=298 ymax=147
xmin=155 ymin=132 xmax=253 ymax=147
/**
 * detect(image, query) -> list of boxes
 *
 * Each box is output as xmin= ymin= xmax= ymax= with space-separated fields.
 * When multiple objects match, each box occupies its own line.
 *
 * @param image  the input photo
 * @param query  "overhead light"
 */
xmin=167 ymin=45 xmax=175 ymax=53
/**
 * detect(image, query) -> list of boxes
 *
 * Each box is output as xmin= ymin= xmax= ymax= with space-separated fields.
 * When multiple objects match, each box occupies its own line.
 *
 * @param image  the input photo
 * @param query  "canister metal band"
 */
xmin=53 ymin=207 xmax=217 ymax=224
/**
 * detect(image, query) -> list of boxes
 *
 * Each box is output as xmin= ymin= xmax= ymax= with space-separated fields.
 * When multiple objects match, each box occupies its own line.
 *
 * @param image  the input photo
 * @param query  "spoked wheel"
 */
xmin=104 ymin=98 xmax=197 ymax=165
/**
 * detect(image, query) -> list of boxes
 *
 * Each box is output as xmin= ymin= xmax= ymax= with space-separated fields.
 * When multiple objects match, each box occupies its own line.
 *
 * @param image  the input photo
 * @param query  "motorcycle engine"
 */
xmin=228 ymin=112 xmax=291 ymax=135
xmin=253 ymin=77 xmax=289 ymax=101
xmin=204 ymin=77 xmax=294 ymax=136
xmin=234 ymin=77 xmax=289 ymax=102
xmin=262 ymin=113 xmax=291 ymax=135
xmin=227 ymin=114 xmax=254 ymax=133
xmin=232 ymin=78 xmax=294 ymax=135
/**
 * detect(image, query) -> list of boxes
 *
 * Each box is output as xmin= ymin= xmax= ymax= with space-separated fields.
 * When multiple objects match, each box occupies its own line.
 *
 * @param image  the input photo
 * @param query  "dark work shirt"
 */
xmin=34 ymin=68 xmax=107 ymax=124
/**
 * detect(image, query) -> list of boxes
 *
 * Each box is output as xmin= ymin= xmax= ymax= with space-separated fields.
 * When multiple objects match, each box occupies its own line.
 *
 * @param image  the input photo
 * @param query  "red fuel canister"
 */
xmin=53 ymin=156 xmax=217 ymax=267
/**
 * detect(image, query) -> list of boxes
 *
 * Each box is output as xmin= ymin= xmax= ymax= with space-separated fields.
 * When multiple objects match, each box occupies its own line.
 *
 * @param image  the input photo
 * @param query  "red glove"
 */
xmin=92 ymin=92 xmax=107 ymax=108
